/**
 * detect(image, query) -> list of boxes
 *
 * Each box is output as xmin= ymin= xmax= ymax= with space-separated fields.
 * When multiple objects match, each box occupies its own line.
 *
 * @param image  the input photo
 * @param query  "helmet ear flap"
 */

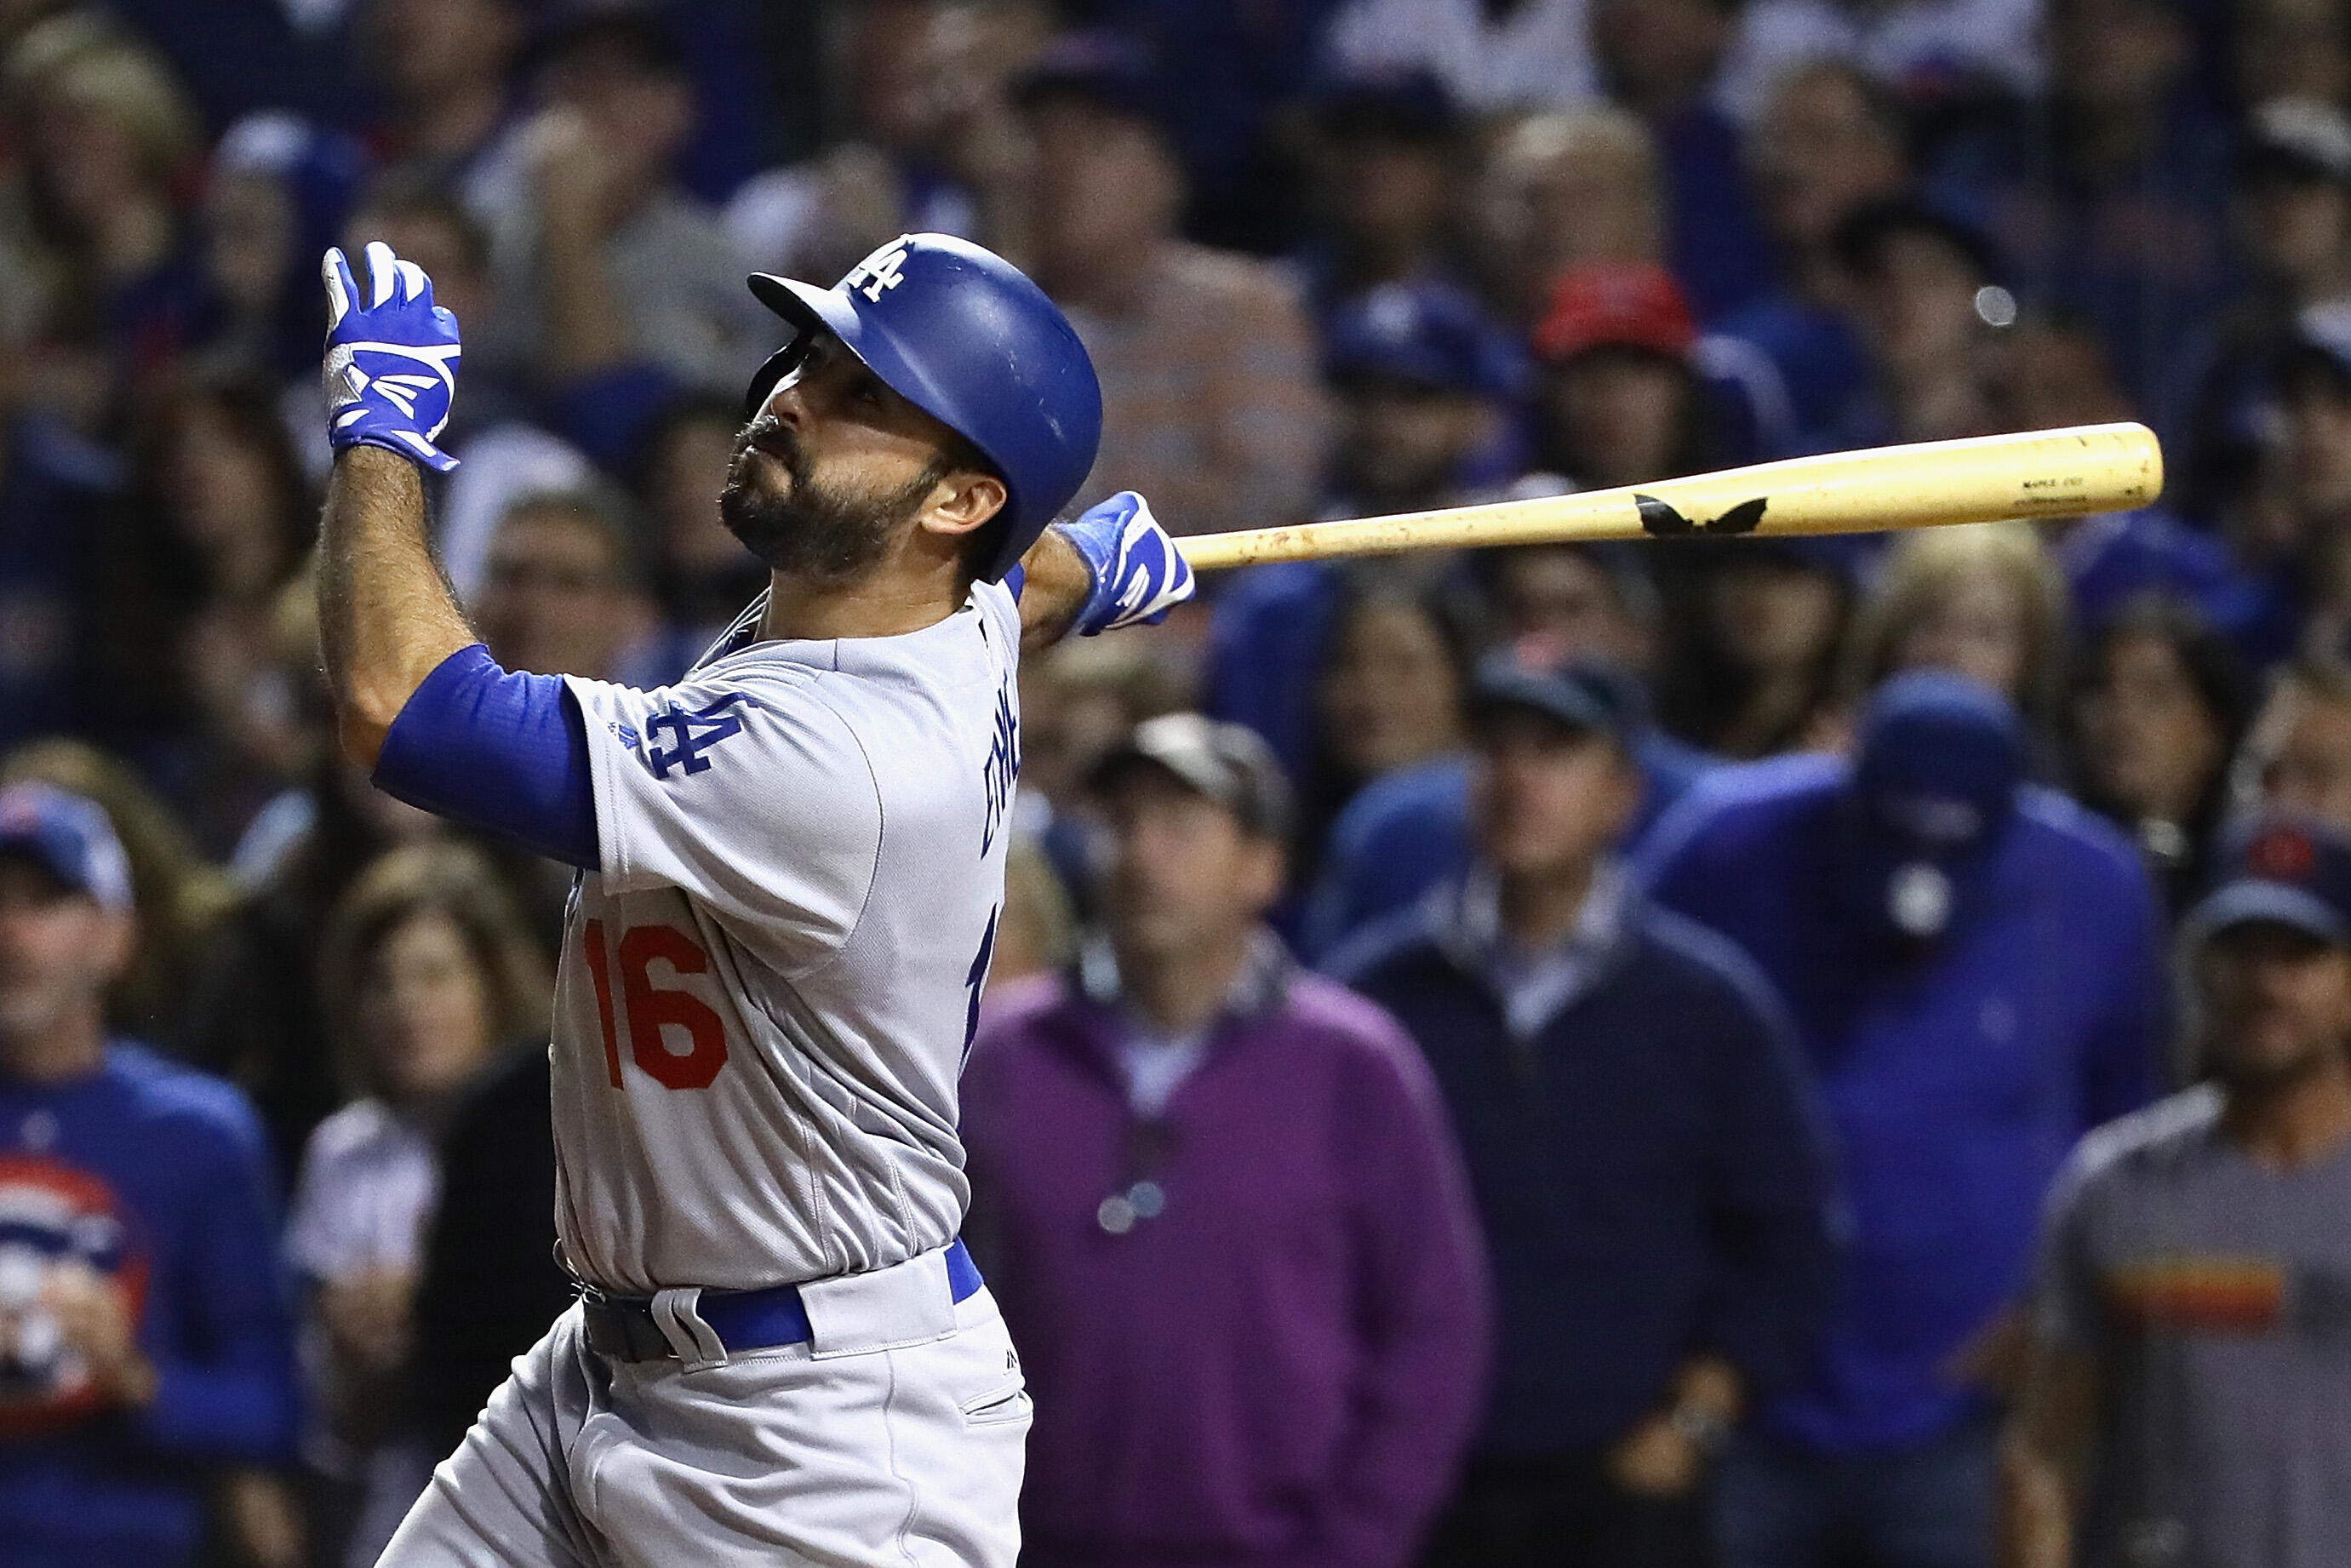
xmin=742 ymin=334 xmax=812 ymax=420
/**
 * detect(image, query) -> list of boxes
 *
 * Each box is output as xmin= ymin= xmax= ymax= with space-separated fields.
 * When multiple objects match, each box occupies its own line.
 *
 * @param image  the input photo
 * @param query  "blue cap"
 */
xmin=2184 ymin=813 xmax=2351 ymax=946
xmin=1839 ymin=672 xmax=2024 ymax=940
xmin=1468 ymin=635 xmax=1644 ymax=743
xmin=1324 ymin=282 xmax=1520 ymax=398
xmin=0 ymin=783 xmax=132 ymax=913
xmin=1852 ymin=671 xmax=2025 ymax=853
xmin=746 ymin=234 xmax=1104 ymax=581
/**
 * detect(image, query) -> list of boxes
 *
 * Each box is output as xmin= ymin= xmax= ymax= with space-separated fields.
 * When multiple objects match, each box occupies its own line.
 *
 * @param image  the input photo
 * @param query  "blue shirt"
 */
xmin=1640 ymin=758 xmax=2163 ymax=1452
xmin=0 ymin=1045 xmax=298 ymax=1567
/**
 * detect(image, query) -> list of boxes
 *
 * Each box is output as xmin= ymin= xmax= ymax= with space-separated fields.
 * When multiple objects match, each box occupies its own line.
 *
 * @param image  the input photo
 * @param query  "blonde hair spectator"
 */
xmin=1475 ymin=106 xmax=1663 ymax=324
xmin=1842 ymin=522 xmax=2072 ymax=734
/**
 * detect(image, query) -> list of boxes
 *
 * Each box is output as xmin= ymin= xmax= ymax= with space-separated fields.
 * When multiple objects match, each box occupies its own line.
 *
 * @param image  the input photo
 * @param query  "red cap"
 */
xmin=1532 ymin=263 xmax=1698 ymax=363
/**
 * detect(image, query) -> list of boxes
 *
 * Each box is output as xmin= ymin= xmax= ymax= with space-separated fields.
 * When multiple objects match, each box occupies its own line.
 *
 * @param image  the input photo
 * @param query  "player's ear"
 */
xmin=920 ymin=469 xmax=1010 ymax=542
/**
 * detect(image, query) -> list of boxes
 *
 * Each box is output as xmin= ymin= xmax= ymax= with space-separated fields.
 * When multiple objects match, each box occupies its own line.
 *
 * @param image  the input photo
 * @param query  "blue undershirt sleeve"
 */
xmin=373 ymin=644 xmax=601 ymax=869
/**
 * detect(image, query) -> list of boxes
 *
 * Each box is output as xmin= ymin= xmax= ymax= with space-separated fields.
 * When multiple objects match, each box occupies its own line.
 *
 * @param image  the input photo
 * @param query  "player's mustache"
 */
xmin=741 ymin=415 xmax=800 ymax=466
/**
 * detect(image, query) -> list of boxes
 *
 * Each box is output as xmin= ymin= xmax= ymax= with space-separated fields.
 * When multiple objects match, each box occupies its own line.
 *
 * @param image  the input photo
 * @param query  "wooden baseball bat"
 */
xmin=1173 ymin=421 xmax=2163 ymax=573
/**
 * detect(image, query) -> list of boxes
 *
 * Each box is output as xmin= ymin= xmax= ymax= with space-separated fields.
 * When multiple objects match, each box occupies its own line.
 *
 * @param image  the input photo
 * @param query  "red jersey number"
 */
xmin=581 ymin=921 xmax=730 ymax=1090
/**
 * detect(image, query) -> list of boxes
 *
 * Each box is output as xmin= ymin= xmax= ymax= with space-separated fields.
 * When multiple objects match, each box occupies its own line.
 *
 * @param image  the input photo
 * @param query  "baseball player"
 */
xmin=310 ymin=233 xmax=1194 ymax=1567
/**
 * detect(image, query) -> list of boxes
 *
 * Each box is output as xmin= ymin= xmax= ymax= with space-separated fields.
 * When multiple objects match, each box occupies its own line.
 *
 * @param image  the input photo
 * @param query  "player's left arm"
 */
xmin=1013 ymin=490 xmax=1194 ymax=652
xmin=315 ymin=243 xmax=601 ymax=869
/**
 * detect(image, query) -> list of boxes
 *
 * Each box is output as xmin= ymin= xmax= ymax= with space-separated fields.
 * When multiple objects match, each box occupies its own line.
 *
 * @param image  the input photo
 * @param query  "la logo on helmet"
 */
xmin=846 ymin=239 xmax=913 ymax=304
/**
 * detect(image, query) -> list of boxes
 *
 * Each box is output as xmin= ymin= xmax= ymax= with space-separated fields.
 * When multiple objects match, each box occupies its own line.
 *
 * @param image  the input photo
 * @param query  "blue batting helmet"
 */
xmin=744 ymin=234 xmax=1104 ymax=582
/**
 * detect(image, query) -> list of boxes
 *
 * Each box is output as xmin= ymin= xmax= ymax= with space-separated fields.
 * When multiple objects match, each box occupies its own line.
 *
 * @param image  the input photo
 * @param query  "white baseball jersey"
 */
xmin=553 ymin=582 xmax=1022 ymax=1294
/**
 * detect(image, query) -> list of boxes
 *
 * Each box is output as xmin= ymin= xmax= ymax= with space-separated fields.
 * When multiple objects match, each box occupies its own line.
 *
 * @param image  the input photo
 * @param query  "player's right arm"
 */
xmin=315 ymin=243 xmax=600 ymax=870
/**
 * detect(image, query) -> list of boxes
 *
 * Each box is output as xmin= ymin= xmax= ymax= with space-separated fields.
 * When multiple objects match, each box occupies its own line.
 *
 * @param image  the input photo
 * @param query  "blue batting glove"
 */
xmin=1062 ymin=491 xmax=1195 ymax=636
xmin=321 ymin=241 xmax=462 ymax=473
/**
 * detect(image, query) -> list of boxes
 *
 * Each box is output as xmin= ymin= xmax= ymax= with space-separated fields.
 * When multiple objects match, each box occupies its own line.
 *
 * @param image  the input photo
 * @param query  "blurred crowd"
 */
xmin=6 ymin=0 xmax=2351 ymax=1566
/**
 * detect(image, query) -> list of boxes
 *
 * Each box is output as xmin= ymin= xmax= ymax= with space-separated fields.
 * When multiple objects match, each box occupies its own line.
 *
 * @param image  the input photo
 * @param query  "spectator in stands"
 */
xmin=1018 ymin=634 xmax=1194 ymax=917
xmin=1017 ymin=36 xmax=1327 ymax=535
xmin=725 ymin=0 xmax=1034 ymax=285
xmin=483 ymin=12 xmax=768 ymax=404
xmin=1204 ymin=278 xmax=1513 ymax=823
xmin=1659 ymin=538 xmax=1859 ymax=759
xmin=1297 ymin=71 xmax=1473 ymax=323
xmin=0 ymin=14 xmax=205 ymax=414
xmin=1299 ymin=547 xmax=1714 ymax=958
xmin=1321 ymin=280 xmax=1523 ymax=518
xmin=0 ymin=326 xmax=125 ymax=758
xmin=1842 ymin=523 xmax=2073 ymax=755
xmin=2001 ymin=812 xmax=2351 ymax=1568
xmin=472 ymin=488 xmax=649 ymax=684
xmin=1588 ymin=0 xmax=1776 ymax=321
xmin=291 ymin=844 xmax=540 ymax=1560
xmin=1337 ymin=647 xmax=1839 ymax=1568
xmin=134 ymin=375 xmax=319 ymax=855
xmin=1302 ymin=578 xmax=1479 ymax=857
xmin=358 ymin=0 xmax=529 ymax=214
xmin=1323 ymin=0 xmax=1599 ymax=113
xmin=1713 ymin=0 xmax=2043 ymax=125
xmin=1717 ymin=60 xmax=1908 ymax=455
xmin=1927 ymin=0 xmax=2235 ymax=419
xmin=621 ymin=392 xmax=768 ymax=687
xmin=1531 ymin=263 xmax=1724 ymax=488
xmin=964 ymin=714 xmax=1487 ymax=1568
xmin=2245 ymin=321 xmax=2351 ymax=666
xmin=2177 ymin=99 xmax=2351 ymax=522
xmin=195 ymin=112 xmax=369 ymax=386
xmin=2234 ymin=0 xmax=2351 ymax=112
xmin=289 ymin=842 xmax=544 ymax=1568
xmin=2222 ymin=322 xmax=2351 ymax=661
xmin=0 ymin=782 xmax=299 ymax=1566
xmin=1643 ymin=672 xmax=2164 ymax=1568
xmin=2071 ymin=597 xmax=2257 ymax=912
xmin=2235 ymin=655 xmax=2351 ymax=833
xmin=1828 ymin=200 xmax=2002 ymax=449
xmin=1978 ymin=318 xmax=2252 ymax=638
xmin=1 ymin=738 xmax=237 ymax=1054
xmin=178 ymin=753 xmax=443 ymax=1175
xmin=1473 ymin=107 xmax=1664 ymax=329
xmin=409 ymin=1032 xmax=569 ymax=1468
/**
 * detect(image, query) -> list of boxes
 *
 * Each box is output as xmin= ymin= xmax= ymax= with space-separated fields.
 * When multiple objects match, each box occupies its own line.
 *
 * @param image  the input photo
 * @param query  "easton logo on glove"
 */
xmin=321 ymin=241 xmax=463 ymax=474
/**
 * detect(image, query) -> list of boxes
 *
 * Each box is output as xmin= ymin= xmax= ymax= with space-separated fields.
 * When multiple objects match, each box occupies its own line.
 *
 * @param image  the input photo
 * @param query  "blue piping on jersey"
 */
xmin=374 ymin=644 xmax=601 ymax=869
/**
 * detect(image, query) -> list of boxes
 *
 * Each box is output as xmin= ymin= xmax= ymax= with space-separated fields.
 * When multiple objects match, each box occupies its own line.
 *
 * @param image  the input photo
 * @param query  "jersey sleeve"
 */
xmin=563 ymin=666 xmax=883 ymax=968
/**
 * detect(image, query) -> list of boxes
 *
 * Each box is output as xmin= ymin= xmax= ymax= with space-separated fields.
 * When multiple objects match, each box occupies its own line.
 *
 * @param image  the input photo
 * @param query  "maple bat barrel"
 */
xmin=1171 ymin=422 xmax=2164 ymax=573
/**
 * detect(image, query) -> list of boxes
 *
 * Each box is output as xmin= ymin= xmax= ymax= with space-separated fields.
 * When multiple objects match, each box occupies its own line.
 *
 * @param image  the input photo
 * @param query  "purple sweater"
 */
xmin=963 ymin=964 xmax=1489 ymax=1568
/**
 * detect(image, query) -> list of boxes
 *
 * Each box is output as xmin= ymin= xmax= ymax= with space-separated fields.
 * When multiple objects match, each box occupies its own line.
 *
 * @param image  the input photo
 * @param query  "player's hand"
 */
xmin=1060 ymin=491 xmax=1195 ymax=637
xmin=321 ymin=241 xmax=462 ymax=473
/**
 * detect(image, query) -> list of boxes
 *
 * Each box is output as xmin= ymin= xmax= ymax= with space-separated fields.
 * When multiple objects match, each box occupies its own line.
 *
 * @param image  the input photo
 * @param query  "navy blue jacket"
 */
xmin=1333 ymin=880 xmax=1840 ymax=1458
xmin=1639 ymin=757 xmax=2163 ymax=1453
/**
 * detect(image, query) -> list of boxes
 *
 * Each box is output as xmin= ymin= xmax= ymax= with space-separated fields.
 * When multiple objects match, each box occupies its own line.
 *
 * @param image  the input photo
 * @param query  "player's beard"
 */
xmin=719 ymin=417 xmax=947 ymax=584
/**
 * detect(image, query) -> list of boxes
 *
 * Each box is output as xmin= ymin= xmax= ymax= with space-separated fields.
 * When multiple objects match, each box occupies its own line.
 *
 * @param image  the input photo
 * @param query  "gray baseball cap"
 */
xmin=1089 ymin=713 xmax=1295 ymax=841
